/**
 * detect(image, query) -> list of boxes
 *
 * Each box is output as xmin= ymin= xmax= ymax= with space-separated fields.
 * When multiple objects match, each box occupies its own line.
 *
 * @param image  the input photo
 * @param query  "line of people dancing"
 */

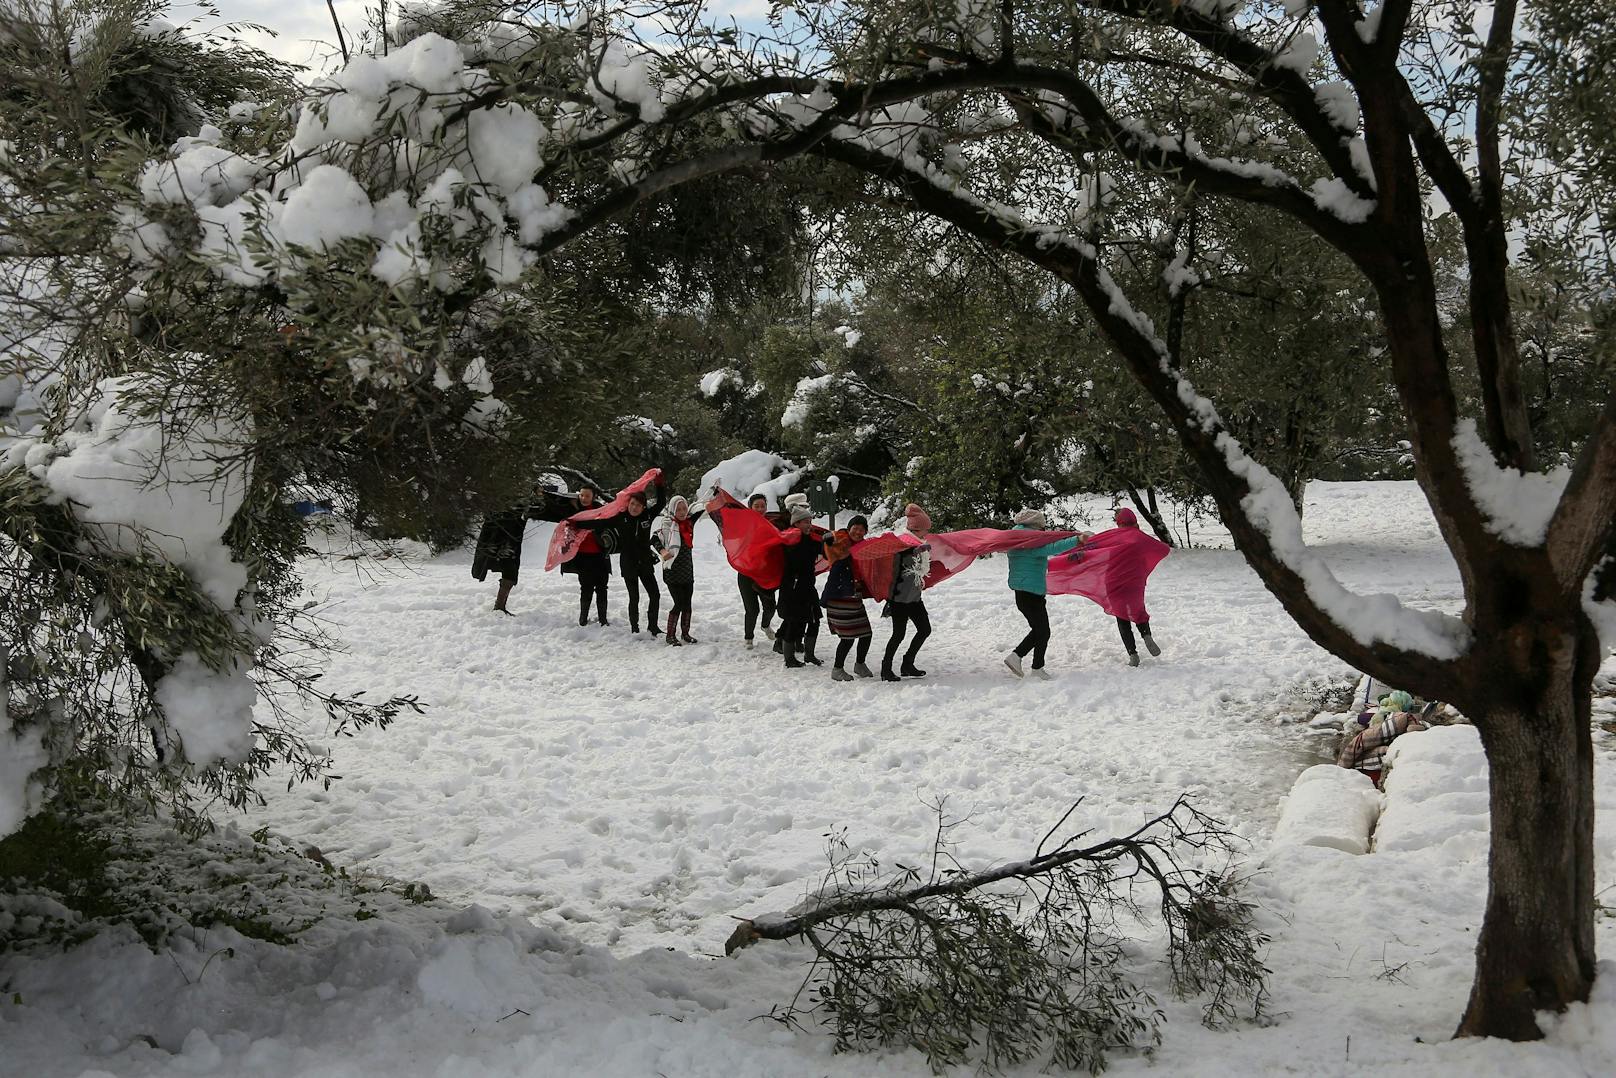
xmin=473 ymin=472 xmax=1169 ymax=679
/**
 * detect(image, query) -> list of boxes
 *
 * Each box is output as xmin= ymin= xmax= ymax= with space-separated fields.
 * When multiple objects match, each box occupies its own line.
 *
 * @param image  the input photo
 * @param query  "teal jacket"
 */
xmin=1005 ymin=526 xmax=1082 ymax=595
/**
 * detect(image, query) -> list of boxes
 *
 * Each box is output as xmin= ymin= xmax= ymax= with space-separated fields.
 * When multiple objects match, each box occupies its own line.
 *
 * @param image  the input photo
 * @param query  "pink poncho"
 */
xmin=1046 ymin=524 xmax=1170 ymax=622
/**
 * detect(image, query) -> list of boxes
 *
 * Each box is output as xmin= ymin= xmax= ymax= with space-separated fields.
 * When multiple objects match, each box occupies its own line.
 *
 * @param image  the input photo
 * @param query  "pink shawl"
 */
xmin=848 ymin=527 xmax=1082 ymax=601
xmin=545 ymin=468 xmax=662 ymax=571
xmin=1045 ymin=526 xmax=1170 ymax=621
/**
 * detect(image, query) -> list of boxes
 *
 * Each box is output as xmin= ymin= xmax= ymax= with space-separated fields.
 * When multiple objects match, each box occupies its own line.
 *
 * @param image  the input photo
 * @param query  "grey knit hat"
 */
xmin=1013 ymin=508 xmax=1046 ymax=528
xmin=789 ymin=505 xmax=813 ymax=524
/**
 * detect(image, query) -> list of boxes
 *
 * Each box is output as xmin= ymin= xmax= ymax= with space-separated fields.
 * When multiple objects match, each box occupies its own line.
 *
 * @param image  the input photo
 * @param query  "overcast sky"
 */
xmin=194 ymin=1 xmax=774 ymax=72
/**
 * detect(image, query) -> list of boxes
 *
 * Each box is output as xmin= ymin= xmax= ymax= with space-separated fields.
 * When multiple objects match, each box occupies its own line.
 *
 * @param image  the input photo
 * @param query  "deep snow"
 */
xmin=3 ymin=481 xmax=1615 ymax=1077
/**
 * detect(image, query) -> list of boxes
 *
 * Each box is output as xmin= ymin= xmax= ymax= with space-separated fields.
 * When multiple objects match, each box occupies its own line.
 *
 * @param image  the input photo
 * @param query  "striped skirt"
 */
xmin=824 ymin=598 xmax=872 ymax=638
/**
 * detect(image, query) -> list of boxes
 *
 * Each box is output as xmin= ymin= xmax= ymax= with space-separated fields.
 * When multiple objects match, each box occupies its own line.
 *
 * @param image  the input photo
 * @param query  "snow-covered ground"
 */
xmin=4 ymin=481 xmax=1615 ymax=1076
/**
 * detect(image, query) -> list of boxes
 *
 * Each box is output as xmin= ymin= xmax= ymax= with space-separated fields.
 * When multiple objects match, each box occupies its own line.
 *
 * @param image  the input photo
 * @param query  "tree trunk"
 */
xmin=1456 ymin=619 xmax=1601 ymax=1038
xmin=1125 ymin=485 xmax=1175 ymax=546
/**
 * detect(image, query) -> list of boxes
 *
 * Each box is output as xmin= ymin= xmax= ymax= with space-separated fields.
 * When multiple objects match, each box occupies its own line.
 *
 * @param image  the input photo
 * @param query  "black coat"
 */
xmin=576 ymin=483 xmax=667 ymax=572
xmin=472 ymin=498 xmax=556 ymax=583
xmin=778 ymin=532 xmax=823 ymax=620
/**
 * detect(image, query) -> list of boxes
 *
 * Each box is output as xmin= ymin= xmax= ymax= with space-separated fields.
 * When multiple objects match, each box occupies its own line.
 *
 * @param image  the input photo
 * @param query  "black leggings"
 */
xmin=665 ymin=575 xmax=694 ymax=633
xmin=782 ymin=613 xmax=820 ymax=659
xmin=739 ymin=573 xmax=776 ymax=640
xmin=835 ymin=635 xmax=872 ymax=668
xmin=578 ymin=571 xmax=608 ymax=623
xmin=1013 ymin=590 xmax=1050 ymax=668
xmin=623 ymin=562 xmax=660 ymax=630
xmin=884 ymin=600 xmax=931 ymax=669
xmin=1116 ymin=617 xmax=1152 ymax=652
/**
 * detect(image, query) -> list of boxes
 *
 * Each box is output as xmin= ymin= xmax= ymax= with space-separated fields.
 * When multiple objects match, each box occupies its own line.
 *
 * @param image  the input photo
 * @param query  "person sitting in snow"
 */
xmin=1336 ymin=691 xmax=1442 ymax=787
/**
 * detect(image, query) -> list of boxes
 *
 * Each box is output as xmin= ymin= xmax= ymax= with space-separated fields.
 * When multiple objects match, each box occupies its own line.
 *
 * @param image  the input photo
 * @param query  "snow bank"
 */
xmin=1271 ymin=764 xmax=1380 ymax=854
xmin=695 ymin=449 xmax=802 ymax=505
xmin=1374 ymin=724 xmax=1489 ymax=856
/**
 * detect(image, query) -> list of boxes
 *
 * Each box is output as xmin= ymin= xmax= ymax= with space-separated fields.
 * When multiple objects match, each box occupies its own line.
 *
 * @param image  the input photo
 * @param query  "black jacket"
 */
xmin=778 ymin=531 xmax=823 ymax=619
xmin=577 ymin=483 xmax=666 ymax=571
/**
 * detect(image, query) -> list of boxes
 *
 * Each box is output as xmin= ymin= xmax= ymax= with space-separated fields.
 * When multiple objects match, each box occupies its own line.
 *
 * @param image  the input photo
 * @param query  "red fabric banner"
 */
xmin=926 ymin=527 xmax=1083 ymax=586
xmin=848 ymin=533 xmax=907 ymax=602
xmin=715 ymin=505 xmax=805 ymax=589
xmin=544 ymin=468 xmax=662 ymax=571
xmin=848 ymin=527 xmax=1084 ymax=600
xmin=1045 ymin=526 xmax=1171 ymax=621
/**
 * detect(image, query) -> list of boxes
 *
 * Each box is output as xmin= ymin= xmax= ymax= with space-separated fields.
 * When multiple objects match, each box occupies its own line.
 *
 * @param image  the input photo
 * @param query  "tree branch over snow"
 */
xmin=725 ymin=795 xmax=1228 ymax=952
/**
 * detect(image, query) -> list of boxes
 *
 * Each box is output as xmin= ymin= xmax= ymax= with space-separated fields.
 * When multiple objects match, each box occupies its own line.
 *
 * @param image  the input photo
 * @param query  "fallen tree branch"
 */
xmin=726 ymin=796 xmax=1269 ymax=1074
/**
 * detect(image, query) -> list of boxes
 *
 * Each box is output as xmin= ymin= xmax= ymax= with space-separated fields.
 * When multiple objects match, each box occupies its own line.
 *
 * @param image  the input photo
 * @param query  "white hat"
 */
xmin=783 ymin=492 xmax=809 ymax=509
xmin=1013 ymin=509 xmax=1046 ymax=528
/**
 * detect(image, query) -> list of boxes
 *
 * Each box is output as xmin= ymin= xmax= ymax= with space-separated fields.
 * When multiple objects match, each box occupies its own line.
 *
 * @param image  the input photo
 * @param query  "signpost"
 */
xmin=808 ymin=479 xmax=838 ymax=531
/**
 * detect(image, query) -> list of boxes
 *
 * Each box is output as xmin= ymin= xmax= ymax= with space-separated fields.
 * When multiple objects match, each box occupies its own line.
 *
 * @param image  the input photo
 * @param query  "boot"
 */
xmin=831 ymin=668 xmax=854 ymax=682
xmin=681 ymin=611 xmax=696 ymax=644
xmin=900 ymin=659 xmax=927 ymax=678
xmin=785 ymin=649 xmax=804 ymax=669
xmin=1004 ymin=653 xmax=1024 ymax=678
xmin=1142 ymin=632 xmax=1161 ymax=657
xmin=665 ymin=614 xmax=681 ymax=645
xmin=763 ymin=625 xmax=777 ymax=641
xmin=881 ymin=666 xmax=902 ymax=683
xmin=804 ymin=652 xmax=824 ymax=666
xmin=1030 ymin=668 xmax=1052 ymax=681
xmin=854 ymin=662 xmax=874 ymax=679
xmin=1127 ymin=651 xmax=1140 ymax=667
xmin=494 ymin=579 xmax=515 ymax=615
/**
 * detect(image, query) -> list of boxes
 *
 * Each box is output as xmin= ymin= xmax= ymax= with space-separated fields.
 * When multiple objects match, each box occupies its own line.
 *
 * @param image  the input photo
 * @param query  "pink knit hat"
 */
xmin=1115 ymin=507 xmax=1138 ymax=528
xmin=905 ymin=503 xmax=932 ymax=534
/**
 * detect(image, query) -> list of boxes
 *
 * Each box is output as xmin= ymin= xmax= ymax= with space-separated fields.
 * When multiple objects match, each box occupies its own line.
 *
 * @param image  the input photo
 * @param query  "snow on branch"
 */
xmin=1087 ymin=0 xmax=1372 ymax=194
